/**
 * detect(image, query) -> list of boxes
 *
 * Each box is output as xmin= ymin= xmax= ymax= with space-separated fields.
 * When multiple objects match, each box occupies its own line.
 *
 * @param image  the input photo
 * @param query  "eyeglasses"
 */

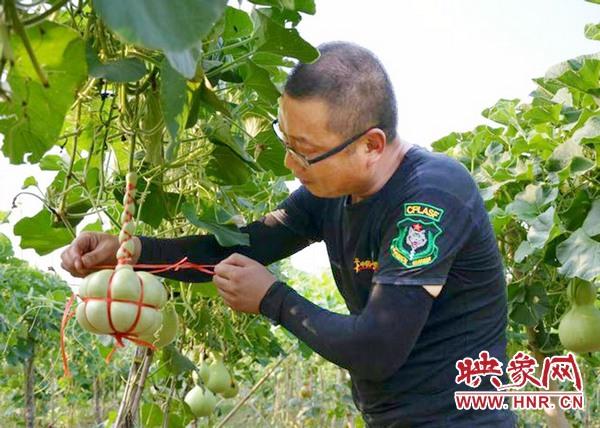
xmin=272 ymin=119 xmax=381 ymax=168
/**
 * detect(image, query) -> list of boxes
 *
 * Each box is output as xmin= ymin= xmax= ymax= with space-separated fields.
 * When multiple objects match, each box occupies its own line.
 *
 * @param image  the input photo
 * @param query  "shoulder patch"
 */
xmin=390 ymin=202 xmax=444 ymax=269
xmin=403 ymin=202 xmax=444 ymax=222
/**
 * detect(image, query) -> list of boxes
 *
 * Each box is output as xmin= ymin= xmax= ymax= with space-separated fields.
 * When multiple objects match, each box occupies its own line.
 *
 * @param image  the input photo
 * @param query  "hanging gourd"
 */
xmin=75 ymin=172 xmax=168 ymax=347
xmin=558 ymin=280 xmax=600 ymax=353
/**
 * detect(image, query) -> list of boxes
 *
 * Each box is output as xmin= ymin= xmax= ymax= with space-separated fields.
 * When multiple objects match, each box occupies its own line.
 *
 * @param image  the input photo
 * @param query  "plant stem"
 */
xmin=216 ymin=351 xmax=289 ymax=428
xmin=5 ymin=0 xmax=48 ymax=86
xmin=22 ymin=0 xmax=69 ymax=26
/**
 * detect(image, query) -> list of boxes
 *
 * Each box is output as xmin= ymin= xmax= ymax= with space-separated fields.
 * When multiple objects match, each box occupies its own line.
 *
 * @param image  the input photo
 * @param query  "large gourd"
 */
xmin=558 ymin=280 xmax=600 ymax=353
xmin=75 ymin=173 xmax=168 ymax=344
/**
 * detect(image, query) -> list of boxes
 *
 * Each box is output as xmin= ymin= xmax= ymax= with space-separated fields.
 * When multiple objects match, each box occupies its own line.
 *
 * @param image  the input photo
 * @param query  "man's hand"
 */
xmin=213 ymin=253 xmax=276 ymax=314
xmin=60 ymin=232 xmax=141 ymax=278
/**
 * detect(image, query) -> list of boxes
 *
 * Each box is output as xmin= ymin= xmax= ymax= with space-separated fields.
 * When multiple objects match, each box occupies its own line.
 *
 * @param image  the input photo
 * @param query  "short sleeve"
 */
xmin=269 ymin=186 xmax=325 ymax=242
xmin=373 ymin=188 xmax=476 ymax=286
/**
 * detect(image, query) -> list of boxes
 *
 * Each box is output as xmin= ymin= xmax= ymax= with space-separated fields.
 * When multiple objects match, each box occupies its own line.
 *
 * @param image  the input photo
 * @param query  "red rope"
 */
xmin=60 ymin=293 xmax=76 ymax=377
xmin=61 ymin=257 xmax=215 ymax=377
xmin=97 ymin=257 xmax=216 ymax=275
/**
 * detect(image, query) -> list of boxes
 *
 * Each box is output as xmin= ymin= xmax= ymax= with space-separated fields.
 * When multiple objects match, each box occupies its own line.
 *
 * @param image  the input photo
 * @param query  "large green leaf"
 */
xmin=240 ymin=61 xmax=281 ymax=105
xmin=527 ymin=206 xmax=556 ymax=249
xmin=181 ymin=202 xmax=249 ymax=247
xmin=546 ymin=137 xmax=594 ymax=174
xmin=92 ymin=0 xmax=227 ymax=51
xmin=570 ymin=115 xmax=600 ymax=146
xmin=506 ymin=184 xmax=558 ymax=222
xmin=13 ymin=209 xmax=72 ymax=255
xmin=86 ymin=44 xmax=147 ymax=82
xmin=0 ymin=22 xmax=87 ymax=164
xmin=160 ymin=59 xmax=188 ymax=160
xmin=224 ymin=6 xmax=254 ymax=40
xmin=583 ymin=199 xmax=600 ymax=236
xmin=557 ymin=229 xmax=600 ymax=281
xmin=556 ymin=58 xmax=600 ymax=96
xmin=164 ymin=42 xmax=203 ymax=79
xmin=253 ymin=10 xmax=319 ymax=62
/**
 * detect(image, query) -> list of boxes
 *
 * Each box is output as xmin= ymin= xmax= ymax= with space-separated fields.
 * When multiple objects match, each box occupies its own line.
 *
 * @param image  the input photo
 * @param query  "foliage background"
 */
xmin=0 ymin=0 xmax=598 ymax=427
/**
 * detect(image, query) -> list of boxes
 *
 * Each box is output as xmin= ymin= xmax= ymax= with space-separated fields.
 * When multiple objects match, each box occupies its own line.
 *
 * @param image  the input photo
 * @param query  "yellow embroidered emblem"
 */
xmin=353 ymin=258 xmax=379 ymax=273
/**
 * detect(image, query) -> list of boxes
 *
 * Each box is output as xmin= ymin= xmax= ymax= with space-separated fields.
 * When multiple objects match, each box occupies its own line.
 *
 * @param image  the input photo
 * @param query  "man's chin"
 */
xmin=303 ymin=184 xmax=343 ymax=199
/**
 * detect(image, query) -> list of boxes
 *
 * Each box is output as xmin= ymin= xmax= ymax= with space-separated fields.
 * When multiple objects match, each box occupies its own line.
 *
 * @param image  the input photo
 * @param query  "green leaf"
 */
xmin=509 ymin=282 xmax=549 ymax=327
xmin=181 ymin=202 xmax=249 ymax=247
xmin=432 ymin=132 xmax=460 ymax=152
xmin=224 ymin=6 xmax=254 ymax=39
xmin=570 ymin=115 xmax=600 ymax=146
xmin=13 ymin=209 xmax=72 ymax=255
xmin=561 ymin=189 xmax=592 ymax=231
xmin=39 ymin=154 xmax=67 ymax=171
xmin=0 ymin=233 xmax=14 ymax=261
xmin=514 ymin=240 xmax=534 ymax=263
xmin=556 ymin=58 xmax=600 ymax=95
xmin=92 ymin=0 xmax=227 ymax=51
xmin=240 ymin=61 xmax=281 ymax=105
xmin=186 ymin=79 xmax=231 ymax=129
xmin=204 ymin=116 xmax=254 ymax=163
xmin=585 ymin=23 xmax=600 ymax=41
xmin=82 ymin=220 xmax=103 ymax=232
xmin=206 ymin=145 xmax=253 ymax=185
xmin=481 ymin=99 xmax=520 ymax=127
xmin=86 ymin=44 xmax=147 ymax=82
xmin=546 ymin=137 xmax=593 ymax=174
xmin=115 ymin=182 xmax=182 ymax=229
xmin=256 ymin=129 xmax=289 ymax=176
xmin=506 ymin=184 xmax=558 ymax=222
xmin=583 ymin=199 xmax=600 ymax=236
xmin=253 ymin=10 xmax=319 ymax=63
xmin=161 ymin=345 xmax=196 ymax=376
xmin=21 ymin=176 xmax=38 ymax=189
xmin=527 ymin=206 xmax=556 ymax=249
xmin=164 ymin=42 xmax=203 ymax=79
xmin=160 ymin=59 xmax=188 ymax=160
xmin=141 ymin=402 xmax=164 ymax=428
xmin=0 ymin=211 xmax=9 ymax=224
xmin=557 ymin=229 xmax=600 ymax=281
xmin=0 ymin=22 xmax=87 ymax=164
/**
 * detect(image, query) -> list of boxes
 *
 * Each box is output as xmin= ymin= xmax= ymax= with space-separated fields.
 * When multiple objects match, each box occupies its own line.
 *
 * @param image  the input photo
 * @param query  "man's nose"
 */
xmin=284 ymin=151 xmax=305 ymax=175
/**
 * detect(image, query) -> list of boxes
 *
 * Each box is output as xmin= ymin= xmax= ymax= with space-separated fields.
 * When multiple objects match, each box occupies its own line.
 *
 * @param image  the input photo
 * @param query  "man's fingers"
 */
xmin=222 ymin=252 xmax=252 ymax=267
xmin=213 ymin=262 xmax=241 ymax=280
xmin=213 ymin=274 xmax=234 ymax=293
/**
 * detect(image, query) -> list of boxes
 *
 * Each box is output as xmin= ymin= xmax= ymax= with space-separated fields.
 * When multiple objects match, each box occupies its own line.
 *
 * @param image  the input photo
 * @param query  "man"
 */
xmin=61 ymin=42 xmax=517 ymax=427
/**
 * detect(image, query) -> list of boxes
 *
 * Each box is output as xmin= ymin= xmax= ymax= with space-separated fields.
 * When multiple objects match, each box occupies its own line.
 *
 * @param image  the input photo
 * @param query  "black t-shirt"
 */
xmin=273 ymin=146 xmax=515 ymax=426
xmin=138 ymin=145 xmax=517 ymax=427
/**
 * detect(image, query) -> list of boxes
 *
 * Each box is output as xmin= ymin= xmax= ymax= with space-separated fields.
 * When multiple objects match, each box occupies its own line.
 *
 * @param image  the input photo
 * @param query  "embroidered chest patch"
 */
xmin=390 ymin=202 xmax=444 ymax=269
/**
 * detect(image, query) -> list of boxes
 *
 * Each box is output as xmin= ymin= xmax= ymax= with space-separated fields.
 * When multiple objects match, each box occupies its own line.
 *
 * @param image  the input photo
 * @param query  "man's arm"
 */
xmin=138 ymin=212 xmax=314 ymax=282
xmin=260 ymin=280 xmax=433 ymax=382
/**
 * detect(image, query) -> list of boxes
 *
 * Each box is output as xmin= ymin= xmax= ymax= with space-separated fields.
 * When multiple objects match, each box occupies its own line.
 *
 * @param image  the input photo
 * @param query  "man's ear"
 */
xmin=364 ymin=129 xmax=387 ymax=155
